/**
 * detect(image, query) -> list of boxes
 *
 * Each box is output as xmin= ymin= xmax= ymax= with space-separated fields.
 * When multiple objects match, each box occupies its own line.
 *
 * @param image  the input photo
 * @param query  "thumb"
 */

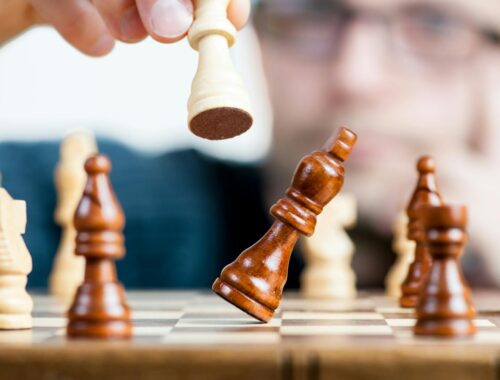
xmin=136 ymin=0 xmax=194 ymax=43
xmin=135 ymin=0 xmax=250 ymax=43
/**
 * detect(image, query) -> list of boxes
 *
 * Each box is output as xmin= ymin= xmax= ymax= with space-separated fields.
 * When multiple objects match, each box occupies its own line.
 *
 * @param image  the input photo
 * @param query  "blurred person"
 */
xmin=1 ymin=0 xmax=500 ymax=290
xmin=254 ymin=0 xmax=500 ymax=285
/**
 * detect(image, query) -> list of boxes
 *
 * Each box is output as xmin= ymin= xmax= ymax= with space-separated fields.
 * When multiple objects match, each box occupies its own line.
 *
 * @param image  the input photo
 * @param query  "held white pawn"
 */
xmin=187 ymin=0 xmax=253 ymax=140
xmin=301 ymin=193 xmax=357 ymax=299
xmin=49 ymin=132 xmax=97 ymax=301
xmin=0 ymin=188 xmax=33 ymax=329
xmin=385 ymin=211 xmax=415 ymax=298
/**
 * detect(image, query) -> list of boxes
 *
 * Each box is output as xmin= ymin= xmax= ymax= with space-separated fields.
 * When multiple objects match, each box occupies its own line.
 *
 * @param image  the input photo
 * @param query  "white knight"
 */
xmin=0 ymin=188 xmax=33 ymax=329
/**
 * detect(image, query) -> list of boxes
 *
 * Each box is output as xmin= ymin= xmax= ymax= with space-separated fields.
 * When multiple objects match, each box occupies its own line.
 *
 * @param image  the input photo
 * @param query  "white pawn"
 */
xmin=49 ymin=132 xmax=97 ymax=301
xmin=301 ymin=193 xmax=357 ymax=299
xmin=385 ymin=211 xmax=415 ymax=298
xmin=0 ymin=188 xmax=33 ymax=329
xmin=187 ymin=0 xmax=253 ymax=140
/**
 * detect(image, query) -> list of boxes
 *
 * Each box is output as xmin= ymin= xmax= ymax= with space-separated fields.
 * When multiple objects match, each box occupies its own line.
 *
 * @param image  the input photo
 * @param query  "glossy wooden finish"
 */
xmin=67 ymin=154 xmax=132 ymax=338
xmin=0 ymin=290 xmax=499 ymax=380
xmin=400 ymin=156 xmax=442 ymax=308
xmin=213 ymin=127 xmax=357 ymax=322
xmin=414 ymin=205 xmax=476 ymax=337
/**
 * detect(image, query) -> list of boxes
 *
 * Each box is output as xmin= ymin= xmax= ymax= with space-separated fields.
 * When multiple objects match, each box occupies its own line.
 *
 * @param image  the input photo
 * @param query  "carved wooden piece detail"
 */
xmin=213 ymin=127 xmax=357 ymax=322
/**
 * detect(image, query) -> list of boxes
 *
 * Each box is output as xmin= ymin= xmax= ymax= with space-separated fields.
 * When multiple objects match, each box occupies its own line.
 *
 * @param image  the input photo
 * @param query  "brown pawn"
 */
xmin=414 ymin=204 xmax=476 ymax=337
xmin=212 ymin=127 xmax=357 ymax=322
xmin=399 ymin=156 xmax=442 ymax=308
xmin=67 ymin=154 xmax=132 ymax=338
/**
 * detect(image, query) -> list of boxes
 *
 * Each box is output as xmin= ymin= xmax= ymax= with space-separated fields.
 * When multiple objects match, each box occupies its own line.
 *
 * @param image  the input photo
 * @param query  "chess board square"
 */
xmin=163 ymin=332 xmax=280 ymax=345
xmin=283 ymin=319 xmax=387 ymax=326
xmin=283 ymin=311 xmax=384 ymax=320
xmin=132 ymin=319 xmax=178 ymax=327
xmin=386 ymin=318 xmax=496 ymax=328
xmin=282 ymin=299 xmax=374 ymax=312
xmin=133 ymin=326 xmax=173 ymax=336
xmin=33 ymin=317 xmax=67 ymax=328
xmin=281 ymin=325 xmax=393 ymax=335
xmin=131 ymin=311 xmax=184 ymax=320
xmin=176 ymin=318 xmax=281 ymax=328
xmin=183 ymin=311 xmax=253 ymax=319
xmin=376 ymin=307 xmax=415 ymax=314
xmin=172 ymin=326 xmax=280 ymax=334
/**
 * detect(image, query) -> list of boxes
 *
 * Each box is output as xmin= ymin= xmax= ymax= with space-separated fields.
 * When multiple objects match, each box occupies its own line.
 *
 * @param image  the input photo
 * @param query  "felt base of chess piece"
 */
xmin=187 ymin=0 xmax=253 ymax=140
xmin=190 ymin=107 xmax=253 ymax=140
xmin=213 ymin=127 xmax=357 ymax=322
xmin=413 ymin=204 xmax=476 ymax=338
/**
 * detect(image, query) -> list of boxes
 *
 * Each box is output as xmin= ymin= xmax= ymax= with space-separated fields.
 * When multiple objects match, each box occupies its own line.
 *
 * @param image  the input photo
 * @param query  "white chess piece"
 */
xmin=301 ymin=193 xmax=357 ymax=299
xmin=187 ymin=0 xmax=253 ymax=140
xmin=0 ymin=188 xmax=33 ymax=329
xmin=49 ymin=132 xmax=97 ymax=300
xmin=385 ymin=211 xmax=415 ymax=298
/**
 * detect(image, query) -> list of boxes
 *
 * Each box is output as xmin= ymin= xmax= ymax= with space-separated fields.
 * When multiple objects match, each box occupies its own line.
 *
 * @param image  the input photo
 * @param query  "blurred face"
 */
xmin=256 ymin=0 xmax=500 ymax=229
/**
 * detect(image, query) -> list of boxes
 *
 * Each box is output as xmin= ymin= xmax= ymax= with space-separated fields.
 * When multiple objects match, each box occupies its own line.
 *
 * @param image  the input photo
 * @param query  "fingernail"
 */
xmin=151 ymin=0 xmax=193 ymax=39
xmin=89 ymin=34 xmax=114 ymax=56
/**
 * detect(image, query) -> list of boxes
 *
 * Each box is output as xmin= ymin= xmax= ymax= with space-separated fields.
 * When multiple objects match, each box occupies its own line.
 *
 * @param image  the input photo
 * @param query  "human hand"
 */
xmin=6 ymin=0 xmax=250 ymax=56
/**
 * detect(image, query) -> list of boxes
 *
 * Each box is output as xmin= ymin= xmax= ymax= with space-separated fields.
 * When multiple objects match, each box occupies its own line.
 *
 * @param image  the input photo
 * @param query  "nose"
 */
xmin=331 ymin=20 xmax=390 ymax=104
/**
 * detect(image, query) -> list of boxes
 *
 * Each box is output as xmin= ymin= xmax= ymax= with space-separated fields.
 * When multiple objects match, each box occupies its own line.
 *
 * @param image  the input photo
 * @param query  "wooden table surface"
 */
xmin=0 ymin=290 xmax=499 ymax=380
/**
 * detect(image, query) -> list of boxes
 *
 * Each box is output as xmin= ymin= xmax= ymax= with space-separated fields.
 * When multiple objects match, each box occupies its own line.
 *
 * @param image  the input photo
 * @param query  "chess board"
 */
xmin=1 ymin=291 xmax=499 ymax=380
xmin=0 ymin=290 xmax=496 ymax=345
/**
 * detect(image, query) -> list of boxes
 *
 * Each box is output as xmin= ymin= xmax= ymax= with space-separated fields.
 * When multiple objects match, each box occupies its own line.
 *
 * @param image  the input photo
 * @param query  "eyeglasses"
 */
xmin=254 ymin=1 xmax=500 ymax=63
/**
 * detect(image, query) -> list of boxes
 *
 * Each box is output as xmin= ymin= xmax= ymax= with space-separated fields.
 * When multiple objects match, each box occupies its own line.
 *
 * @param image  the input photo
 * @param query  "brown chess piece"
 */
xmin=67 ymin=154 xmax=132 ymax=338
xmin=414 ymin=204 xmax=476 ymax=337
xmin=212 ymin=127 xmax=357 ymax=322
xmin=399 ymin=156 xmax=442 ymax=308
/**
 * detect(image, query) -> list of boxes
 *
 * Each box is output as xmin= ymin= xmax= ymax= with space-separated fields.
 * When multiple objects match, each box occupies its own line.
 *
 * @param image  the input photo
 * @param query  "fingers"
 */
xmin=92 ymin=0 xmax=147 ymax=42
xmin=30 ymin=0 xmax=250 ymax=55
xmin=134 ymin=0 xmax=250 ymax=43
xmin=135 ymin=0 xmax=193 ymax=43
xmin=30 ymin=0 xmax=114 ymax=56
xmin=228 ymin=0 xmax=250 ymax=30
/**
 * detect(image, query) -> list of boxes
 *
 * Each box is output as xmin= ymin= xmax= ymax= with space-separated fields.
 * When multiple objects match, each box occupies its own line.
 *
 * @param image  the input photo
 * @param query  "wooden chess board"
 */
xmin=1 ymin=290 xmax=500 ymax=380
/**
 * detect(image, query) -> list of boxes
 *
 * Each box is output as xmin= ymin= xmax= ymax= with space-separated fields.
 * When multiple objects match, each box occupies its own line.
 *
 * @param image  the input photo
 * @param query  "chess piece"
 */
xmin=0 ymin=188 xmax=32 ymax=329
xmin=414 ymin=204 xmax=476 ymax=337
xmin=301 ymin=193 xmax=357 ymax=299
xmin=49 ymin=132 xmax=97 ymax=301
xmin=67 ymin=154 xmax=131 ymax=338
xmin=385 ymin=211 xmax=415 ymax=298
xmin=187 ymin=0 xmax=253 ymax=140
xmin=400 ymin=156 xmax=442 ymax=308
xmin=213 ymin=127 xmax=357 ymax=322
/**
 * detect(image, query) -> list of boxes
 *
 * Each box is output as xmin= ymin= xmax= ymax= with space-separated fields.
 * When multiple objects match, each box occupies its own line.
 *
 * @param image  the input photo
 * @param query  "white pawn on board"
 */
xmin=301 ymin=193 xmax=357 ymax=299
xmin=385 ymin=211 xmax=415 ymax=298
xmin=49 ymin=132 xmax=97 ymax=300
xmin=187 ymin=0 xmax=253 ymax=140
xmin=0 ymin=188 xmax=33 ymax=329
